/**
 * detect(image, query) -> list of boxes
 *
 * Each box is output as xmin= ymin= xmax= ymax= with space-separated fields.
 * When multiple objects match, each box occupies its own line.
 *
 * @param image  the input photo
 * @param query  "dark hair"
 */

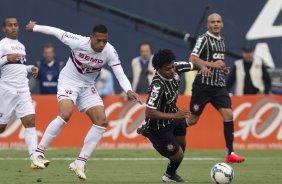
xmin=242 ymin=44 xmax=254 ymax=52
xmin=43 ymin=43 xmax=54 ymax=50
xmin=152 ymin=49 xmax=176 ymax=70
xmin=2 ymin=17 xmax=16 ymax=27
xmin=138 ymin=41 xmax=152 ymax=51
xmin=92 ymin=24 xmax=108 ymax=34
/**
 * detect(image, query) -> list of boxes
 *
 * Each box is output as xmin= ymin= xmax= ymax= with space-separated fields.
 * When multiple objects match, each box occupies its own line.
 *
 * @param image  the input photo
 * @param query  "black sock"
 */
xmin=224 ymin=121 xmax=234 ymax=155
xmin=166 ymin=159 xmax=182 ymax=176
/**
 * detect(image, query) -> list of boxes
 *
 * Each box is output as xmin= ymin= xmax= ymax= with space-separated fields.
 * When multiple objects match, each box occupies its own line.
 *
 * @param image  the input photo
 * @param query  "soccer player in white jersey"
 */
xmin=0 ymin=17 xmax=49 ymax=169
xmin=26 ymin=21 xmax=142 ymax=180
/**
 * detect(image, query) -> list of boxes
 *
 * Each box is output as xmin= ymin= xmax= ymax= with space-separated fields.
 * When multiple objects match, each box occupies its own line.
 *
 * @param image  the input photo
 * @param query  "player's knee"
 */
xmin=22 ymin=116 xmax=35 ymax=128
xmin=59 ymin=111 xmax=72 ymax=122
xmin=96 ymin=119 xmax=108 ymax=127
xmin=224 ymin=109 xmax=233 ymax=121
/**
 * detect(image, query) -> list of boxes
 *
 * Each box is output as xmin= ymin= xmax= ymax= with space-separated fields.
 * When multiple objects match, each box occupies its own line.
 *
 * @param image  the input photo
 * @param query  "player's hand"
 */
xmin=222 ymin=66 xmax=230 ymax=76
xmin=7 ymin=54 xmax=21 ymax=62
xmin=31 ymin=66 xmax=39 ymax=78
xmin=25 ymin=21 xmax=37 ymax=32
xmin=174 ymin=107 xmax=191 ymax=119
xmin=120 ymin=91 xmax=128 ymax=101
xmin=212 ymin=60 xmax=225 ymax=68
xmin=199 ymin=66 xmax=212 ymax=77
xmin=127 ymin=90 xmax=143 ymax=104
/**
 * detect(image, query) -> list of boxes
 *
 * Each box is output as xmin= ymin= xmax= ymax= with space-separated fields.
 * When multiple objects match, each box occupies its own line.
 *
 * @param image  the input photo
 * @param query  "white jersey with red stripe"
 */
xmin=33 ymin=25 xmax=132 ymax=91
xmin=60 ymin=40 xmax=120 ymax=87
xmin=0 ymin=37 xmax=30 ymax=92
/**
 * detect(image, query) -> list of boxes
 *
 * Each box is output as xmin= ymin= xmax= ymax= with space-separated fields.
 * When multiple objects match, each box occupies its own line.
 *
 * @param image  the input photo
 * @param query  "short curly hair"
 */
xmin=152 ymin=49 xmax=176 ymax=70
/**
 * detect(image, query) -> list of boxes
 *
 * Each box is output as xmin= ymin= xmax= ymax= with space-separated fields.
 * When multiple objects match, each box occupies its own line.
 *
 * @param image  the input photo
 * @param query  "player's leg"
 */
xmin=32 ymin=84 xmax=77 ymax=168
xmin=35 ymin=99 xmax=73 ymax=154
xmin=211 ymin=88 xmax=245 ymax=163
xmin=16 ymin=92 xmax=37 ymax=156
xmin=174 ymin=120 xmax=187 ymax=153
xmin=218 ymin=107 xmax=245 ymax=163
xmin=146 ymin=127 xmax=186 ymax=182
xmin=79 ymin=105 xmax=107 ymax=162
xmin=21 ymin=114 xmax=37 ymax=156
xmin=187 ymin=84 xmax=209 ymax=126
xmin=21 ymin=114 xmax=50 ymax=169
xmin=69 ymin=86 xmax=105 ymax=180
xmin=163 ymin=120 xmax=188 ymax=182
xmin=69 ymin=106 xmax=106 ymax=180
xmin=0 ymin=88 xmax=15 ymax=133
xmin=218 ymin=108 xmax=234 ymax=155
xmin=14 ymin=91 xmax=46 ymax=168
xmin=32 ymin=99 xmax=73 ymax=168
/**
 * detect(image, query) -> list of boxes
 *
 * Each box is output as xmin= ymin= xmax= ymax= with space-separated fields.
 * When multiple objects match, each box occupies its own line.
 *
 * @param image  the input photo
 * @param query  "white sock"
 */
xmin=24 ymin=127 xmax=38 ymax=155
xmin=36 ymin=116 xmax=66 ymax=154
xmin=76 ymin=124 xmax=106 ymax=164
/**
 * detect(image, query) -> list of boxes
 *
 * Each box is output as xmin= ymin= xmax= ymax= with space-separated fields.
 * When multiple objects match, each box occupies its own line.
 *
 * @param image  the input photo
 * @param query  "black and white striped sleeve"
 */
xmin=191 ymin=35 xmax=207 ymax=57
xmin=175 ymin=61 xmax=194 ymax=73
xmin=146 ymin=80 xmax=164 ymax=109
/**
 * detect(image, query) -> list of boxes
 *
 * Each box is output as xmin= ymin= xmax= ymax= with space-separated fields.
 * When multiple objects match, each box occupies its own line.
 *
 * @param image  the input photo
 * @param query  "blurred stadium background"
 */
xmin=0 ymin=0 xmax=282 ymax=183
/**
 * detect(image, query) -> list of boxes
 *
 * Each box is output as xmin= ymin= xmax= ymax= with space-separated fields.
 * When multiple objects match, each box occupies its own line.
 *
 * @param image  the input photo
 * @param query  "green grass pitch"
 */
xmin=0 ymin=149 xmax=281 ymax=184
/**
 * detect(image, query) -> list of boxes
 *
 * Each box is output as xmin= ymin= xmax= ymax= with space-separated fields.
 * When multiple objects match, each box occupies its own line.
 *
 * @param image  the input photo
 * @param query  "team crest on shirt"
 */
xmin=65 ymin=89 xmax=73 ymax=95
xmin=46 ymin=74 xmax=53 ymax=81
xmin=166 ymin=143 xmax=175 ymax=152
xmin=193 ymin=104 xmax=200 ymax=112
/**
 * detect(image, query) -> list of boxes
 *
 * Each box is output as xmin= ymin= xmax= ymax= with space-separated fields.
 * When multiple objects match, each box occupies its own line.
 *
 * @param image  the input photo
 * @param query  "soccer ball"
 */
xmin=211 ymin=163 xmax=234 ymax=184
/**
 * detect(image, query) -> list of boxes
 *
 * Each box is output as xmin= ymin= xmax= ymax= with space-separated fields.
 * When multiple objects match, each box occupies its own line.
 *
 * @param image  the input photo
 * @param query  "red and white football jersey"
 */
xmin=34 ymin=25 xmax=132 ymax=92
xmin=34 ymin=25 xmax=121 ymax=87
xmin=0 ymin=37 xmax=29 ymax=92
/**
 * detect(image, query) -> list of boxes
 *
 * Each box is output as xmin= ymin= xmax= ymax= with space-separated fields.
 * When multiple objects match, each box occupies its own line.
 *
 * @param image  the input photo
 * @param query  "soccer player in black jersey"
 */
xmin=187 ymin=13 xmax=245 ymax=163
xmin=138 ymin=49 xmax=210 ymax=182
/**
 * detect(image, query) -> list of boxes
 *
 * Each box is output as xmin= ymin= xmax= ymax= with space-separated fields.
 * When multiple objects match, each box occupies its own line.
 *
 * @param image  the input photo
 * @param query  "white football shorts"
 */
xmin=57 ymin=82 xmax=104 ymax=112
xmin=0 ymin=88 xmax=35 ymax=125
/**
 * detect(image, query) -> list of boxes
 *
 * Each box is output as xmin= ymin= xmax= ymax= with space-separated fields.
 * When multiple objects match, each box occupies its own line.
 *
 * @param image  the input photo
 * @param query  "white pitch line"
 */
xmin=0 ymin=157 xmax=221 ymax=161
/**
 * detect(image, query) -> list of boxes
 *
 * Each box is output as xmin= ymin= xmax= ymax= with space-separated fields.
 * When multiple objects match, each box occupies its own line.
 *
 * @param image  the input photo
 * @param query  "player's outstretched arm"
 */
xmin=111 ymin=64 xmax=142 ymax=104
xmin=26 ymin=21 xmax=65 ymax=40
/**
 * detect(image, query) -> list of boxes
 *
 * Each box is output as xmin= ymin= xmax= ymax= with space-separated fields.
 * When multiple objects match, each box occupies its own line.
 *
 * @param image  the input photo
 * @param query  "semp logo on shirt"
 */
xmin=147 ymin=85 xmax=161 ymax=106
xmin=79 ymin=53 xmax=103 ymax=64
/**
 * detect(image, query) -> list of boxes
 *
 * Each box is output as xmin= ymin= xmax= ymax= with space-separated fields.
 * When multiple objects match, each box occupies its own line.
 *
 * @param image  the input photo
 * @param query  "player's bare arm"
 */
xmin=189 ymin=55 xmax=225 ymax=69
xmin=146 ymin=106 xmax=190 ymax=119
xmin=189 ymin=59 xmax=212 ymax=77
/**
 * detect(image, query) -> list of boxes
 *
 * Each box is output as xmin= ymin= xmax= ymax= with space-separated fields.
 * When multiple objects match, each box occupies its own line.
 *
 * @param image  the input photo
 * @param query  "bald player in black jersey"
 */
xmin=138 ymin=49 xmax=210 ymax=182
xmin=187 ymin=13 xmax=245 ymax=163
